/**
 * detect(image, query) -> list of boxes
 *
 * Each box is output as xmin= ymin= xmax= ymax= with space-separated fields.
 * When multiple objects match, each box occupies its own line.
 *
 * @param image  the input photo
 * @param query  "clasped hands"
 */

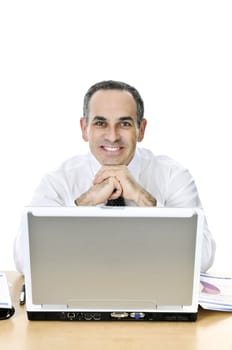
xmin=75 ymin=165 xmax=157 ymax=207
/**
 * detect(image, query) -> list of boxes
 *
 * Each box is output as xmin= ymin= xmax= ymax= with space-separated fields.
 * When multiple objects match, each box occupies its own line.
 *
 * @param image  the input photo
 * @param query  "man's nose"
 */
xmin=104 ymin=126 xmax=120 ymax=142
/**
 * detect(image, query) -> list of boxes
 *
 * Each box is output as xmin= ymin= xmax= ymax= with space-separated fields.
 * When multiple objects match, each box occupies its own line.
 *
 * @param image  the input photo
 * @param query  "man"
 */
xmin=14 ymin=80 xmax=215 ymax=273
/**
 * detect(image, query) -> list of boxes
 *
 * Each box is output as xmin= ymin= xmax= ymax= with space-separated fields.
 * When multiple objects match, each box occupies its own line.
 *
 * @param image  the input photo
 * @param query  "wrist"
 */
xmin=75 ymin=191 xmax=96 ymax=206
xmin=136 ymin=188 xmax=157 ymax=207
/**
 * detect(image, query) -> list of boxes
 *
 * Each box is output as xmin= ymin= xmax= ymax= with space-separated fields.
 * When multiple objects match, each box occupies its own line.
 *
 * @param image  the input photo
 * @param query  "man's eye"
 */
xmin=94 ymin=121 xmax=106 ymax=127
xmin=121 ymin=121 xmax=132 ymax=127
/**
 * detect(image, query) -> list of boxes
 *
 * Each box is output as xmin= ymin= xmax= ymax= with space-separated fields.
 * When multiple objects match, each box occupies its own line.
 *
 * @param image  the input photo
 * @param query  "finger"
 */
xmin=87 ymin=178 xmax=121 ymax=205
xmin=94 ymin=166 xmax=122 ymax=185
xmin=108 ymin=188 xmax=122 ymax=200
xmin=93 ymin=171 xmax=113 ymax=185
xmin=109 ymin=189 xmax=122 ymax=200
xmin=108 ymin=177 xmax=122 ymax=199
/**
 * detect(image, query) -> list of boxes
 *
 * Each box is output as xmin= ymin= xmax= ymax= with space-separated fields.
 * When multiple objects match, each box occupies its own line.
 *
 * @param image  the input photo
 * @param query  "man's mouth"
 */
xmin=101 ymin=145 xmax=123 ymax=153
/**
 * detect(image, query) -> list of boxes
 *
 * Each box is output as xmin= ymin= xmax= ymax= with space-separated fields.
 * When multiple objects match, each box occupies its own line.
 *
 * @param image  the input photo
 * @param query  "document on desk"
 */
xmin=0 ymin=272 xmax=12 ymax=309
xmin=199 ymin=273 xmax=232 ymax=311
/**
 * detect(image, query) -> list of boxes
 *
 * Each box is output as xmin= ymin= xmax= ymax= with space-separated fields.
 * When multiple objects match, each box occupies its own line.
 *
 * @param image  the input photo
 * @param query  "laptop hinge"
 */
xmin=41 ymin=304 xmax=68 ymax=310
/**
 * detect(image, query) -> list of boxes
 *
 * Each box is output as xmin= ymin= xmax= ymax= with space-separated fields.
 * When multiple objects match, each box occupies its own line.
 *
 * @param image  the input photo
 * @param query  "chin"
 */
xmin=99 ymin=154 xmax=133 ymax=166
xmin=95 ymin=152 xmax=133 ymax=166
xmin=102 ymin=160 xmax=123 ymax=166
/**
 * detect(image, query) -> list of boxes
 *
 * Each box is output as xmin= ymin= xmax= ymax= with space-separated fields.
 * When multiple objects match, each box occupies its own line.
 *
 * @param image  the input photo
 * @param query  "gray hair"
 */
xmin=83 ymin=80 xmax=144 ymax=126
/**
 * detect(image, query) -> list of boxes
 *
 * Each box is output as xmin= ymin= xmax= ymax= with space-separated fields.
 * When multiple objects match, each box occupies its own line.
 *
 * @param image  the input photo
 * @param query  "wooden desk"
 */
xmin=1 ymin=272 xmax=232 ymax=350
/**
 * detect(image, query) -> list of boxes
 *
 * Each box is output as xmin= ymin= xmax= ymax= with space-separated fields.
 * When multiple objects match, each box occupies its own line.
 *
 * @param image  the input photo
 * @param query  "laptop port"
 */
xmin=67 ymin=312 xmax=76 ymax=320
xmin=93 ymin=313 xmax=101 ymax=321
xmin=84 ymin=313 xmax=93 ymax=320
xmin=111 ymin=312 xmax=129 ymax=319
xmin=76 ymin=313 xmax=83 ymax=320
xmin=130 ymin=312 xmax=145 ymax=319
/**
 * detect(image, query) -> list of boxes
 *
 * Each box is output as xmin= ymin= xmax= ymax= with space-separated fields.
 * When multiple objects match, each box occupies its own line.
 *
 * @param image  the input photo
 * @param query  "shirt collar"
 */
xmin=89 ymin=148 xmax=141 ymax=182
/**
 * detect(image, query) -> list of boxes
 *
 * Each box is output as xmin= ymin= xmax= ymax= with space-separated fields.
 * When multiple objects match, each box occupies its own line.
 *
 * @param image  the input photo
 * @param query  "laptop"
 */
xmin=23 ymin=206 xmax=203 ymax=321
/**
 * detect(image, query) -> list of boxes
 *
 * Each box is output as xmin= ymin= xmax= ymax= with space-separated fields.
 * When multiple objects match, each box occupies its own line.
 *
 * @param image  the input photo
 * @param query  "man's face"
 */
xmin=80 ymin=89 xmax=147 ymax=165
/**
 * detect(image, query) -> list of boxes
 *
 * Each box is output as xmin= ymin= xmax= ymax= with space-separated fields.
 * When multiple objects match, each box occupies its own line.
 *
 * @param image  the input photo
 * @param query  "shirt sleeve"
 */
xmin=29 ymin=173 xmax=68 ymax=206
xmin=165 ymin=164 xmax=216 ymax=272
xmin=13 ymin=215 xmax=25 ymax=274
xmin=13 ymin=172 xmax=76 ymax=273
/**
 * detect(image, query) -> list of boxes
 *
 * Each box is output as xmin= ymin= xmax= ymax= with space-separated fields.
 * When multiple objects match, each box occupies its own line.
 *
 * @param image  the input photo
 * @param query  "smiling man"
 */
xmin=77 ymin=86 xmax=156 ymax=206
xmin=14 ymin=80 xmax=215 ymax=273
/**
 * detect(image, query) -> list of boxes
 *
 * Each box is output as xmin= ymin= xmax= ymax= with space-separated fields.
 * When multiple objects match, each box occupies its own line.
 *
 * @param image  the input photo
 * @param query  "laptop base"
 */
xmin=27 ymin=311 xmax=198 ymax=322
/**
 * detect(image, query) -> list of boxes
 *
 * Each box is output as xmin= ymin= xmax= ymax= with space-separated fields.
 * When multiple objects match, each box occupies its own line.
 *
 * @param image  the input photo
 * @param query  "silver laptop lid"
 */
xmin=24 ymin=207 xmax=203 ymax=312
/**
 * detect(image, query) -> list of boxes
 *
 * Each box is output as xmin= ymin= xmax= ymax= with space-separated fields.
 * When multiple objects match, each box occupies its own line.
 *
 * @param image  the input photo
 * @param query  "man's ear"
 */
xmin=138 ymin=118 xmax=147 ymax=142
xmin=80 ymin=118 xmax=89 ymax=142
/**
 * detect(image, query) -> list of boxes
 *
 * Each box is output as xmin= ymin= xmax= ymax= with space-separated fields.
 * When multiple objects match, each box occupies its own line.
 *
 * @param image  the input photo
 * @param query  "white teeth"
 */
xmin=104 ymin=146 xmax=120 ymax=152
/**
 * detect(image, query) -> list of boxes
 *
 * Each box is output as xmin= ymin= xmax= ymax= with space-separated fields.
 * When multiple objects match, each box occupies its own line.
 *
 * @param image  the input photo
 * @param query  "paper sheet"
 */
xmin=0 ymin=272 xmax=12 ymax=309
xmin=199 ymin=273 xmax=232 ymax=311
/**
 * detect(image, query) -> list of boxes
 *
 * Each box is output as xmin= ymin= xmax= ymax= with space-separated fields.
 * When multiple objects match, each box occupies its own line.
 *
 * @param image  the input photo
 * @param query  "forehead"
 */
xmin=88 ymin=89 xmax=137 ymax=118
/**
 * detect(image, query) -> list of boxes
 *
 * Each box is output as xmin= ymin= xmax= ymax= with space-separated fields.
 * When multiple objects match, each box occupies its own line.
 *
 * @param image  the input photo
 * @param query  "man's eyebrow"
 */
xmin=92 ymin=116 xmax=135 ymax=122
xmin=92 ymin=116 xmax=107 ymax=121
xmin=118 ymin=116 xmax=134 ymax=122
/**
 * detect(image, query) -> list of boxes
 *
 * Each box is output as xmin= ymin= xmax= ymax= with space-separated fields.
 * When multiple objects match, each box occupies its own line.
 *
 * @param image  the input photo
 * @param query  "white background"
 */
xmin=0 ymin=1 xmax=231 ymax=273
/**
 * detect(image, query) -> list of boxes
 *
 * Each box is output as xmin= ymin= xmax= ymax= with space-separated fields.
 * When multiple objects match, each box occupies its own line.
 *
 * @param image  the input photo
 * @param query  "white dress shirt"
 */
xmin=14 ymin=147 xmax=216 ymax=273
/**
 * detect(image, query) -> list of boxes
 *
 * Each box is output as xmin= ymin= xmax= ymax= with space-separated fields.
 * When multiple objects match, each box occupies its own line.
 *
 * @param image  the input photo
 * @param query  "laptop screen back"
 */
xmin=26 ymin=209 xmax=199 ymax=310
